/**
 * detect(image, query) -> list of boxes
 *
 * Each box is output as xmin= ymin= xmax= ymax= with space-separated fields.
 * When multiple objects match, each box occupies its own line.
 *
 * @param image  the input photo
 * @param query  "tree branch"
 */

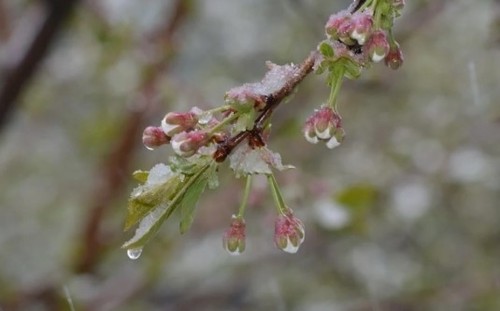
xmin=213 ymin=50 xmax=318 ymax=162
xmin=0 ymin=0 xmax=80 ymax=134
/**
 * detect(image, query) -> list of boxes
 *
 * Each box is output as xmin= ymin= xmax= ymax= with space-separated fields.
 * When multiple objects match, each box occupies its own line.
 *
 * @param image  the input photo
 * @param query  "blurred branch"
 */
xmin=74 ymin=0 xmax=191 ymax=274
xmin=0 ymin=0 xmax=81 ymax=134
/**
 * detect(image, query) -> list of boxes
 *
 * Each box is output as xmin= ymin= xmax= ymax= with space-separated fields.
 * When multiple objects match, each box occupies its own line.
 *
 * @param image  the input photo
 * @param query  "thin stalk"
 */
xmin=327 ymin=67 xmax=345 ymax=111
xmin=237 ymin=175 xmax=253 ymax=218
xmin=267 ymin=174 xmax=287 ymax=215
xmin=208 ymin=112 xmax=239 ymax=135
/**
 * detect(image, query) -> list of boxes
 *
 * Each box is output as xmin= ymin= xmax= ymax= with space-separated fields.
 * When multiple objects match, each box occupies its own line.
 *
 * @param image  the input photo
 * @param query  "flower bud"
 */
xmin=274 ymin=210 xmax=305 ymax=254
xmin=171 ymin=130 xmax=209 ymax=157
xmin=350 ymin=11 xmax=373 ymax=45
xmin=384 ymin=42 xmax=404 ymax=70
xmin=222 ymin=215 xmax=246 ymax=255
xmin=364 ymin=30 xmax=390 ymax=62
xmin=304 ymin=106 xmax=344 ymax=149
xmin=142 ymin=126 xmax=170 ymax=150
xmin=161 ymin=110 xmax=198 ymax=137
xmin=325 ymin=11 xmax=354 ymax=44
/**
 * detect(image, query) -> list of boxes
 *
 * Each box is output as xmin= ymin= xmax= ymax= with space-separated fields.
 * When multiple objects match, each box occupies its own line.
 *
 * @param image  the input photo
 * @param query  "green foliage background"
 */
xmin=1 ymin=0 xmax=500 ymax=310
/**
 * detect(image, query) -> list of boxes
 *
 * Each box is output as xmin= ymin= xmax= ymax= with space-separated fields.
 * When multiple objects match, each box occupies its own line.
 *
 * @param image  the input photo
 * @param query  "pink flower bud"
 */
xmin=364 ymin=30 xmax=390 ymax=62
xmin=222 ymin=215 xmax=246 ymax=255
xmin=384 ymin=42 xmax=404 ymax=70
xmin=142 ymin=126 xmax=170 ymax=150
xmin=274 ymin=210 xmax=305 ymax=254
xmin=171 ymin=130 xmax=209 ymax=157
xmin=325 ymin=11 xmax=354 ymax=44
xmin=304 ymin=106 xmax=344 ymax=149
xmin=350 ymin=11 xmax=373 ymax=45
xmin=161 ymin=111 xmax=198 ymax=137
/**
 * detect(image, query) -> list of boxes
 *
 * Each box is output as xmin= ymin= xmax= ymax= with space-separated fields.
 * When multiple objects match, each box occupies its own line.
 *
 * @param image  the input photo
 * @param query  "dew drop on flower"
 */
xmin=127 ymin=248 xmax=143 ymax=260
xmin=198 ymin=112 xmax=212 ymax=125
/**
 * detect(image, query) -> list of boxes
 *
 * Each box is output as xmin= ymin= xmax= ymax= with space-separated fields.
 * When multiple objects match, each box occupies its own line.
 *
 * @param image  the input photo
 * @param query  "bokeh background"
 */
xmin=1 ymin=0 xmax=500 ymax=310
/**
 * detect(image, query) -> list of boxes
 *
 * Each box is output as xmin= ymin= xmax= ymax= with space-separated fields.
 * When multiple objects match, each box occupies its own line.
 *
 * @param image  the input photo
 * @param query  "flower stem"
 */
xmin=208 ymin=112 xmax=239 ymax=135
xmin=205 ymin=105 xmax=231 ymax=115
xmin=237 ymin=175 xmax=252 ymax=218
xmin=267 ymin=173 xmax=287 ymax=215
xmin=327 ymin=67 xmax=345 ymax=111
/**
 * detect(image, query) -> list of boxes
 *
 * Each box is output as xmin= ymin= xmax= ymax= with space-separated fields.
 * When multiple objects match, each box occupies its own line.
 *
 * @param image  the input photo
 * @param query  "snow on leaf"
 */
xmin=123 ymin=203 xmax=170 ymax=249
xmin=125 ymin=163 xmax=180 ymax=230
xmin=229 ymin=143 xmax=294 ymax=178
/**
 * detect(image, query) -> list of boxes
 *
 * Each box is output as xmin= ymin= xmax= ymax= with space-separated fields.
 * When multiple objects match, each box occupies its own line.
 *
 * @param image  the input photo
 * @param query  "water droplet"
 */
xmin=144 ymin=145 xmax=154 ymax=151
xmin=127 ymin=248 xmax=143 ymax=260
xmin=198 ymin=112 xmax=212 ymax=125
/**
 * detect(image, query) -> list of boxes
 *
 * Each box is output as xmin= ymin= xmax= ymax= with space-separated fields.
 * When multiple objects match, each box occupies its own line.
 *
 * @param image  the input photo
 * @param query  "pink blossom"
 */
xmin=222 ymin=216 xmax=246 ymax=255
xmin=274 ymin=210 xmax=305 ymax=254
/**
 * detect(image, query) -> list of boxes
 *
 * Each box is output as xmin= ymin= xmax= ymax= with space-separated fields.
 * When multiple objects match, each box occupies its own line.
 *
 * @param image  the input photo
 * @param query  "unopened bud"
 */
xmin=325 ymin=11 xmax=354 ymax=44
xmin=364 ymin=30 xmax=390 ymax=62
xmin=304 ymin=106 xmax=344 ymax=149
xmin=171 ymin=130 xmax=209 ymax=157
xmin=222 ymin=215 xmax=246 ymax=255
xmin=274 ymin=210 xmax=305 ymax=254
xmin=161 ymin=111 xmax=198 ymax=137
xmin=142 ymin=126 xmax=170 ymax=150
xmin=350 ymin=11 xmax=373 ymax=45
xmin=384 ymin=42 xmax=404 ymax=70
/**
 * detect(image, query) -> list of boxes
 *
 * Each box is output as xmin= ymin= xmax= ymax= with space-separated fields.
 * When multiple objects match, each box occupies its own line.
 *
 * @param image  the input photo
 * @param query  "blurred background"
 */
xmin=1 ymin=0 xmax=500 ymax=310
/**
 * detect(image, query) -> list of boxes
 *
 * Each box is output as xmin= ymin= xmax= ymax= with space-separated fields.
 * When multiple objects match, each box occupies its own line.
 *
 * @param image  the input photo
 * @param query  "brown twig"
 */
xmin=0 ymin=0 xmax=81 ymax=134
xmin=213 ymin=51 xmax=318 ymax=162
xmin=74 ymin=0 xmax=190 ymax=274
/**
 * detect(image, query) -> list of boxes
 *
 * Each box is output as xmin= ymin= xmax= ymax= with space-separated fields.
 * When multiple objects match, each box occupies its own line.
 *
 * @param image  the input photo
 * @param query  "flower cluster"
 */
xmin=307 ymin=0 xmax=405 ymax=149
xmin=124 ymin=0 xmax=405 ymax=259
xmin=304 ymin=106 xmax=344 ymax=149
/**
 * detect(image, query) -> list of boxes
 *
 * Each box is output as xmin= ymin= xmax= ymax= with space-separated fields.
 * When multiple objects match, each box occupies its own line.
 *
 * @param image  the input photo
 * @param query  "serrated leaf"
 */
xmin=319 ymin=41 xmax=334 ymax=58
xmin=179 ymin=174 xmax=209 ymax=234
xmin=124 ymin=176 xmax=181 ymax=230
xmin=123 ymin=163 xmax=214 ymax=250
xmin=132 ymin=170 xmax=149 ymax=183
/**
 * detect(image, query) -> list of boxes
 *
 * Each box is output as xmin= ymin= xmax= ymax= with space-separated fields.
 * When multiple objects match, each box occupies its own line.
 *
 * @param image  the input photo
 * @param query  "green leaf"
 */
xmin=319 ymin=40 xmax=334 ymax=58
xmin=123 ymin=163 xmax=214 ymax=250
xmin=233 ymin=109 xmax=256 ymax=132
xmin=124 ymin=176 xmax=182 ymax=230
xmin=132 ymin=170 xmax=149 ymax=183
xmin=179 ymin=174 xmax=209 ymax=234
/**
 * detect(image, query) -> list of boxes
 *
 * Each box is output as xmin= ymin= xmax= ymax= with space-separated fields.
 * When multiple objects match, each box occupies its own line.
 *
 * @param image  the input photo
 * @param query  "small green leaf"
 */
xmin=234 ymin=109 xmax=256 ymax=132
xmin=319 ymin=40 xmax=334 ymax=58
xmin=179 ymin=174 xmax=209 ymax=234
xmin=132 ymin=170 xmax=149 ymax=183
xmin=124 ymin=176 xmax=182 ymax=230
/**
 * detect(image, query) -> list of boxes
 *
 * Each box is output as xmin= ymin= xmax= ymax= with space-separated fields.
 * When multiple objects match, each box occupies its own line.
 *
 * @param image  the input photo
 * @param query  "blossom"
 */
xmin=171 ymin=130 xmax=209 ymax=157
xmin=161 ymin=108 xmax=200 ymax=137
xmin=304 ymin=106 xmax=345 ymax=149
xmin=142 ymin=126 xmax=170 ymax=150
xmin=384 ymin=42 xmax=404 ymax=70
xmin=350 ymin=11 xmax=373 ymax=45
xmin=222 ymin=215 xmax=246 ymax=255
xmin=364 ymin=30 xmax=390 ymax=62
xmin=274 ymin=210 xmax=305 ymax=253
